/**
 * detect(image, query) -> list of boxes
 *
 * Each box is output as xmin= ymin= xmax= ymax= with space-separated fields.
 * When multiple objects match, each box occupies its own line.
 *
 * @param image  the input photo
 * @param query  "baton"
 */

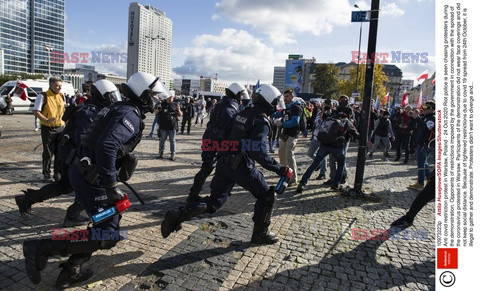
xmin=120 ymin=180 xmax=145 ymax=205
xmin=34 ymin=143 xmax=42 ymax=151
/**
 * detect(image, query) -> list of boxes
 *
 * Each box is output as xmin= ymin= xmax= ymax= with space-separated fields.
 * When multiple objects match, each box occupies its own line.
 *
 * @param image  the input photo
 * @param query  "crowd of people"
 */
xmin=14 ymin=73 xmax=436 ymax=288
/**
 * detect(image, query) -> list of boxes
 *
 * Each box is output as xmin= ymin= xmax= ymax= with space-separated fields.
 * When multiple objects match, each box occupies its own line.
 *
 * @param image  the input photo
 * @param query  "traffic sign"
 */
xmin=351 ymin=11 xmax=370 ymax=22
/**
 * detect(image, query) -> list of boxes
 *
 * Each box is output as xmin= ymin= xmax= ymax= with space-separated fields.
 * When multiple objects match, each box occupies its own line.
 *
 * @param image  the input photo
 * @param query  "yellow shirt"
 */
xmin=40 ymin=89 xmax=65 ymax=127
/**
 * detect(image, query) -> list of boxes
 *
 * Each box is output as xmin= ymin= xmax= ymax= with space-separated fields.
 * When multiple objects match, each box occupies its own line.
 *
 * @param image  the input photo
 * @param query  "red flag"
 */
xmin=381 ymin=92 xmax=389 ymax=106
xmin=13 ymin=81 xmax=29 ymax=101
xmin=416 ymin=70 xmax=428 ymax=82
xmin=416 ymin=89 xmax=423 ymax=109
xmin=401 ymin=89 xmax=409 ymax=107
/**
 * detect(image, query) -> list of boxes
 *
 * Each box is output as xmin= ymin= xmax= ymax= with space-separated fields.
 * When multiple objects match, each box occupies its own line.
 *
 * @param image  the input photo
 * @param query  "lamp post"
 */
xmin=44 ymin=44 xmax=52 ymax=76
xmin=145 ymin=35 xmax=165 ymax=76
xmin=354 ymin=4 xmax=363 ymax=95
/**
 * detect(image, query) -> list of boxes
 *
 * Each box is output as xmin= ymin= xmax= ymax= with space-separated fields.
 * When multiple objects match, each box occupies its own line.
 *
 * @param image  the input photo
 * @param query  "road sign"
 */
xmin=351 ymin=11 xmax=370 ymax=22
xmin=351 ymin=92 xmax=361 ymax=98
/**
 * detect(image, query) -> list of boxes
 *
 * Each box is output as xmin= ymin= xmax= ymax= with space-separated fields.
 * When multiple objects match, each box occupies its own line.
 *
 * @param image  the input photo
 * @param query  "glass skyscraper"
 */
xmin=0 ymin=0 xmax=64 ymax=75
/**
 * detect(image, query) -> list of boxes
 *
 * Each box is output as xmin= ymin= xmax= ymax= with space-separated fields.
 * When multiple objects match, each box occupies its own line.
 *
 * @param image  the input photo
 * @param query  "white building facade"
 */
xmin=127 ymin=3 xmax=172 ymax=86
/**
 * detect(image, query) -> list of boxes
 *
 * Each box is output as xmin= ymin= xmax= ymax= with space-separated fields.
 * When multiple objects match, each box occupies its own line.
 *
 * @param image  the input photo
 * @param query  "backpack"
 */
xmin=316 ymin=117 xmax=345 ymax=144
xmin=295 ymin=104 xmax=307 ymax=132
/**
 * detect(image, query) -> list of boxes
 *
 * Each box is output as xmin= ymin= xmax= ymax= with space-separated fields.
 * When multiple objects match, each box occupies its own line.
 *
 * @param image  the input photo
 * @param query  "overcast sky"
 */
xmin=65 ymin=0 xmax=435 ymax=85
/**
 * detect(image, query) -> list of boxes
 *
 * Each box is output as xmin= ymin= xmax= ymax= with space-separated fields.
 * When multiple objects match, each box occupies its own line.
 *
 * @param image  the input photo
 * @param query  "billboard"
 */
xmin=284 ymin=59 xmax=304 ymax=95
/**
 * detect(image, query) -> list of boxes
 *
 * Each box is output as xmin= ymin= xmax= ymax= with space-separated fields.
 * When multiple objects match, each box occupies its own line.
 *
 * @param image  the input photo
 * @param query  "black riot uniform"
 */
xmin=187 ymin=95 xmax=240 ymax=202
xmin=14 ymin=101 xmax=100 ymax=225
xmin=22 ymin=73 xmax=162 ymax=289
xmin=162 ymin=84 xmax=286 ymax=245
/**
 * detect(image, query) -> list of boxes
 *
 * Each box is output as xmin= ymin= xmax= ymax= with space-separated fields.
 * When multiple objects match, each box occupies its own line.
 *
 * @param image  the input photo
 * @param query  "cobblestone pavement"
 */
xmin=0 ymin=113 xmax=435 ymax=290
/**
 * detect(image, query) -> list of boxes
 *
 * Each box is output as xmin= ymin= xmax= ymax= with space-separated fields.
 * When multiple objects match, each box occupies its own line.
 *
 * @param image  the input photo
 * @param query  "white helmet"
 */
xmin=92 ymin=79 xmax=122 ymax=106
xmin=252 ymin=84 xmax=283 ymax=114
xmin=124 ymin=72 xmax=170 ymax=113
xmin=226 ymin=82 xmax=249 ymax=101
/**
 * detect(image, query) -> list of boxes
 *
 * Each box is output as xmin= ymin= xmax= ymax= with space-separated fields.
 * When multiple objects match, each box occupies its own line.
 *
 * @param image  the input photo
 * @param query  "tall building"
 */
xmin=272 ymin=66 xmax=285 ymax=92
xmin=127 ymin=3 xmax=172 ymax=86
xmin=0 ymin=0 xmax=65 ymax=75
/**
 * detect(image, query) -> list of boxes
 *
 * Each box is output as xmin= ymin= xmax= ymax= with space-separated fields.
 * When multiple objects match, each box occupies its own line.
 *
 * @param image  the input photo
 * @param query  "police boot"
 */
xmin=63 ymin=199 xmax=89 ymax=227
xmin=251 ymin=187 xmax=278 ymax=245
xmin=161 ymin=202 xmax=208 ymax=238
xmin=55 ymin=253 xmax=94 ymax=289
xmin=23 ymin=236 xmax=100 ymax=285
xmin=186 ymin=191 xmax=201 ymax=204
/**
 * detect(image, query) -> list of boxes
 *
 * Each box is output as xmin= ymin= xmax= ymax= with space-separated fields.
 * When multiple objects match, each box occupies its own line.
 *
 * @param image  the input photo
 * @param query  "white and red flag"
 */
xmin=12 ymin=81 xmax=29 ymax=101
xmin=416 ymin=70 xmax=428 ymax=82
xmin=416 ymin=89 xmax=423 ymax=109
xmin=401 ymin=89 xmax=409 ymax=107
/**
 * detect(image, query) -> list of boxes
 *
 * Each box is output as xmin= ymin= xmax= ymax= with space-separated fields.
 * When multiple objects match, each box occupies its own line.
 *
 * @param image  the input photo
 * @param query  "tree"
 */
xmin=312 ymin=63 xmax=340 ymax=99
xmin=336 ymin=64 xmax=389 ymax=101
xmin=0 ymin=73 xmax=44 ymax=86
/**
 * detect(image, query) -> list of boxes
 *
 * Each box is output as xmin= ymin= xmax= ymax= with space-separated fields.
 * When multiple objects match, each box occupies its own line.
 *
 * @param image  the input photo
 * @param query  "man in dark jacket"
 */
xmin=180 ymin=97 xmax=194 ymax=134
xmin=157 ymin=95 xmax=182 ymax=160
xmin=297 ymin=111 xmax=359 ymax=193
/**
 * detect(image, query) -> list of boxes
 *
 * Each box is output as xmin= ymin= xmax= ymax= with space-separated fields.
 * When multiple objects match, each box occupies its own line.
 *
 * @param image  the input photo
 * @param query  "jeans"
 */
xmin=159 ymin=129 xmax=176 ymax=154
xmin=278 ymin=135 xmax=298 ymax=183
xmin=300 ymin=145 xmax=345 ymax=187
xmin=149 ymin=115 xmax=158 ymax=135
xmin=416 ymin=146 xmax=432 ymax=185
xmin=307 ymin=138 xmax=326 ymax=175
xmin=369 ymin=135 xmax=391 ymax=154
xmin=329 ymin=140 xmax=350 ymax=181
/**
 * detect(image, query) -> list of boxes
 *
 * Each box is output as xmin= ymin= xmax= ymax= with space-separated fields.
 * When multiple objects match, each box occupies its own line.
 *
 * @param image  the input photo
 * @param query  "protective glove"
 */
xmin=276 ymin=165 xmax=287 ymax=177
xmin=105 ymin=184 xmax=125 ymax=203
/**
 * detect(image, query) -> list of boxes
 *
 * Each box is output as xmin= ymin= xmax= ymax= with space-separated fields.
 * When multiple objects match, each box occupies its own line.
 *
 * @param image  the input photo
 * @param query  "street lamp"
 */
xmin=145 ymin=35 xmax=165 ymax=76
xmin=44 ymin=44 xmax=53 ymax=76
xmin=354 ymin=4 xmax=363 ymax=95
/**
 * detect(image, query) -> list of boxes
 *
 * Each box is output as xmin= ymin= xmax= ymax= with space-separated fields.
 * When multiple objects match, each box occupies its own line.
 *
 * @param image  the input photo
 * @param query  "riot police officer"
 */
xmin=15 ymin=79 xmax=122 ymax=227
xmin=187 ymin=82 xmax=250 ymax=203
xmin=22 ymin=72 xmax=169 ymax=288
xmin=162 ymin=84 xmax=286 ymax=245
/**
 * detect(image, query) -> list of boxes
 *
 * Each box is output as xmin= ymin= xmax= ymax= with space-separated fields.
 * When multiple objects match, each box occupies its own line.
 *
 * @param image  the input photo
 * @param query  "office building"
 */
xmin=127 ymin=2 xmax=172 ymax=85
xmin=0 ymin=0 xmax=65 ymax=75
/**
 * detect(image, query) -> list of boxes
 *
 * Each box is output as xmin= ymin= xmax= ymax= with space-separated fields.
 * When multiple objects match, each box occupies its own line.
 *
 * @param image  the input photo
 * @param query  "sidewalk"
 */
xmin=0 ymin=113 xmax=435 ymax=290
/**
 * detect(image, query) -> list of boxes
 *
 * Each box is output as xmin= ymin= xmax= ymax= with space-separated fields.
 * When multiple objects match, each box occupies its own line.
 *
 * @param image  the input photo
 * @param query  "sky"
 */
xmin=65 ymin=0 xmax=435 ymax=86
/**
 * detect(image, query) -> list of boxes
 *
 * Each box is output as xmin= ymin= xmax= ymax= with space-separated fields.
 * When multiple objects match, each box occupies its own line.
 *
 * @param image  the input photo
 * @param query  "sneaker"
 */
xmin=157 ymin=152 xmax=163 ymax=159
xmin=391 ymin=215 xmax=413 ymax=228
xmin=53 ymin=173 xmax=61 ymax=182
xmin=147 ymin=133 xmax=153 ymax=139
xmin=340 ymin=176 xmax=347 ymax=184
xmin=323 ymin=179 xmax=333 ymax=186
xmin=384 ymin=152 xmax=391 ymax=158
xmin=408 ymin=182 xmax=424 ymax=190
xmin=315 ymin=173 xmax=326 ymax=180
xmin=330 ymin=184 xmax=340 ymax=191
xmin=34 ymin=128 xmax=39 ymax=132
xmin=368 ymin=153 xmax=373 ymax=159
xmin=170 ymin=153 xmax=176 ymax=161
xmin=296 ymin=183 xmax=305 ymax=193
xmin=403 ymin=159 xmax=409 ymax=164
xmin=394 ymin=156 xmax=400 ymax=161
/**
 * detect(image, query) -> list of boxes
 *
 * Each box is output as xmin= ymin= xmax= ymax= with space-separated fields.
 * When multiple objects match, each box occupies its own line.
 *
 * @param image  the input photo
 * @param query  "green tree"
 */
xmin=312 ymin=63 xmax=340 ymax=99
xmin=336 ymin=64 xmax=389 ymax=101
xmin=0 ymin=73 xmax=45 ymax=86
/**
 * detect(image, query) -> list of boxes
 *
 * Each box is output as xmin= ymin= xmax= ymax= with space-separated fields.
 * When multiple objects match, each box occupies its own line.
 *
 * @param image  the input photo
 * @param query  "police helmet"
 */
xmin=226 ymin=82 xmax=249 ymax=101
xmin=91 ymin=79 xmax=122 ymax=107
xmin=123 ymin=72 xmax=170 ymax=113
xmin=252 ymin=84 xmax=283 ymax=115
